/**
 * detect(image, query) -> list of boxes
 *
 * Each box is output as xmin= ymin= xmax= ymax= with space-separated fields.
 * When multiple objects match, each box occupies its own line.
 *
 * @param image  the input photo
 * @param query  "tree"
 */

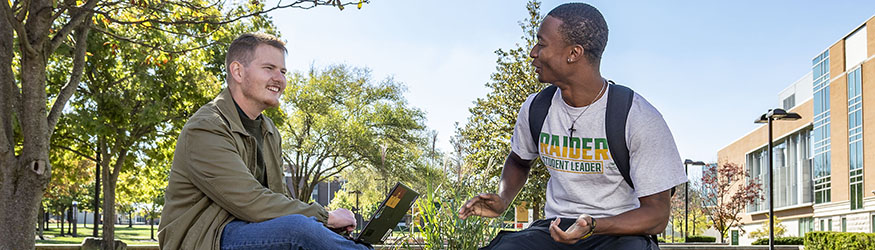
xmin=667 ymin=182 xmax=710 ymax=240
xmin=1 ymin=0 xmax=371 ymax=249
xmin=686 ymin=183 xmax=710 ymax=236
xmin=280 ymin=64 xmax=428 ymax=201
xmin=700 ymin=162 xmax=763 ymax=243
xmin=457 ymin=0 xmax=549 ymax=220
xmin=748 ymin=216 xmax=786 ymax=239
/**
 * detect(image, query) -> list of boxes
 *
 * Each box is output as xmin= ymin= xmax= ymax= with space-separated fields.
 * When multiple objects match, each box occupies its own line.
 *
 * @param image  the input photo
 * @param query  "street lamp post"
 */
xmin=71 ymin=201 xmax=78 ymax=237
xmin=755 ymin=108 xmax=801 ymax=250
xmin=349 ymin=190 xmax=362 ymax=234
xmin=683 ymin=159 xmax=705 ymax=241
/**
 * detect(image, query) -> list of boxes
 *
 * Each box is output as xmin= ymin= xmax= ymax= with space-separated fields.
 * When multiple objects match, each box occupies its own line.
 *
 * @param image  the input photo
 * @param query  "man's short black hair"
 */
xmin=547 ymin=3 xmax=608 ymax=65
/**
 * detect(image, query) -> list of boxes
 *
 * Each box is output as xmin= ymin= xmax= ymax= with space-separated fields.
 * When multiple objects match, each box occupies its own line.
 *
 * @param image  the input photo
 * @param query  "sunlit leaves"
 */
xmin=457 ymin=0 xmax=548 ymax=219
xmin=280 ymin=64 xmax=427 ymax=200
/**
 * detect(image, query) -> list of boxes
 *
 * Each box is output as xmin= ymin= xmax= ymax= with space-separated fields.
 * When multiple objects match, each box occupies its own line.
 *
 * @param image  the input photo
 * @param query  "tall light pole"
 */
xmin=755 ymin=108 xmax=801 ymax=250
xmin=349 ymin=190 xmax=362 ymax=234
xmin=683 ymin=159 xmax=705 ymax=241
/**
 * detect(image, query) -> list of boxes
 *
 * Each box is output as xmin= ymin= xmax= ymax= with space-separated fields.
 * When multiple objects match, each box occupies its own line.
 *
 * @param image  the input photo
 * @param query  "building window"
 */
xmin=872 ymin=215 xmax=874 ymax=233
xmin=812 ymin=50 xmax=831 ymax=204
xmin=799 ymin=217 xmax=814 ymax=236
xmin=848 ymin=67 xmax=864 ymax=210
xmin=820 ymin=219 xmax=825 ymax=231
xmin=829 ymin=219 xmax=833 ymax=231
xmin=746 ymin=129 xmax=809 ymax=212
xmin=783 ymin=94 xmax=796 ymax=110
xmin=842 ymin=217 xmax=847 ymax=232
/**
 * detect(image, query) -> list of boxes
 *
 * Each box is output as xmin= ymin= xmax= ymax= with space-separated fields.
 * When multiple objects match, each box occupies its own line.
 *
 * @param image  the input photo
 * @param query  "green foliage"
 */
xmin=44 ymin=147 xmax=93 ymax=216
xmin=280 ymin=64 xmax=428 ymax=200
xmin=669 ymin=183 xmax=710 ymax=237
xmin=457 ymin=0 xmax=548 ymax=220
xmin=804 ymin=231 xmax=875 ymax=250
xmin=400 ymin=160 xmax=505 ymax=250
xmin=327 ymin=168 xmax=387 ymax=217
xmin=752 ymin=236 xmax=803 ymax=245
xmin=748 ymin=216 xmax=787 ymax=239
xmin=47 ymin=1 xmax=280 ymax=243
xmin=685 ymin=235 xmax=716 ymax=243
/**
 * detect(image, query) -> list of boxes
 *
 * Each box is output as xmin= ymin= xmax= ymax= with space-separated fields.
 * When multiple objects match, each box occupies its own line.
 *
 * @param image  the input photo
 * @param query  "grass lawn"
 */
xmin=36 ymin=224 xmax=159 ymax=246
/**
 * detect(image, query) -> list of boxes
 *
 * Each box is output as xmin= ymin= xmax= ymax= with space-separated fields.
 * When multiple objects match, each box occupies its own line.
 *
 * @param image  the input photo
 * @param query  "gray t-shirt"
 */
xmin=511 ymin=84 xmax=687 ymax=219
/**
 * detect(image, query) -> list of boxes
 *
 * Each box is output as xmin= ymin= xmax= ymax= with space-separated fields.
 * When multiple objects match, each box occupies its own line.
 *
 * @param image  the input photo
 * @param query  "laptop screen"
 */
xmin=355 ymin=182 xmax=419 ymax=244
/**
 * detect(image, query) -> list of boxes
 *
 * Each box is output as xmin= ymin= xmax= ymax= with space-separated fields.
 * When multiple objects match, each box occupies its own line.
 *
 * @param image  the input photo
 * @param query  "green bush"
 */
xmin=751 ymin=236 xmax=803 ymax=245
xmin=804 ymin=231 xmax=875 ymax=250
xmin=685 ymin=235 xmax=716 ymax=242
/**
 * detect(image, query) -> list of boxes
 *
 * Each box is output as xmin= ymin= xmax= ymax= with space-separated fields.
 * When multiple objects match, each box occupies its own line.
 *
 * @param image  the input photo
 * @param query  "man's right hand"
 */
xmin=326 ymin=208 xmax=356 ymax=234
xmin=457 ymin=193 xmax=509 ymax=219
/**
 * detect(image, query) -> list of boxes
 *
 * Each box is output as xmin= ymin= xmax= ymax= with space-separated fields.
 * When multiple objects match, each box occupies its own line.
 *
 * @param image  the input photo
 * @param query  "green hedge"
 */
xmin=685 ymin=235 xmax=716 ymax=242
xmin=804 ymin=231 xmax=875 ymax=250
xmin=751 ymin=236 xmax=803 ymax=245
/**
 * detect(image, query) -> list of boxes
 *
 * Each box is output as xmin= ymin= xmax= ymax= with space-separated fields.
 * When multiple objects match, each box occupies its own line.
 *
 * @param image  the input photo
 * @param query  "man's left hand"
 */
xmin=548 ymin=215 xmax=593 ymax=245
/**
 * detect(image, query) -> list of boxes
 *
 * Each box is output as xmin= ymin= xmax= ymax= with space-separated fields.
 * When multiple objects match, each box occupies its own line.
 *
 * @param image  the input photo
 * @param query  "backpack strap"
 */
xmin=605 ymin=83 xmax=665 ymax=245
xmin=605 ymin=83 xmax=635 ymax=189
xmin=528 ymin=85 xmax=557 ymax=152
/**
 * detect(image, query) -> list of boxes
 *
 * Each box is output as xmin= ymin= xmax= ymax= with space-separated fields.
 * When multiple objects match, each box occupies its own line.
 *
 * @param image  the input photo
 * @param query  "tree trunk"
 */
xmin=102 ymin=147 xmax=128 ymax=250
xmin=531 ymin=200 xmax=541 ymax=221
xmin=0 ymin=1 xmax=92 ymax=248
xmin=61 ymin=207 xmax=67 ymax=236
xmin=94 ymin=155 xmax=101 ymax=237
xmin=102 ymin=159 xmax=116 ymax=250
xmin=38 ymin=204 xmax=45 ymax=240
xmin=129 ymin=211 xmax=133 ymax=228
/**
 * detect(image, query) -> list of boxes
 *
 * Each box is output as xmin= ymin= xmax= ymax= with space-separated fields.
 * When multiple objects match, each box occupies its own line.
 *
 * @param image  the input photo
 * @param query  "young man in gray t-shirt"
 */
xmin=458 ymin=3 xmax=686 ymax=249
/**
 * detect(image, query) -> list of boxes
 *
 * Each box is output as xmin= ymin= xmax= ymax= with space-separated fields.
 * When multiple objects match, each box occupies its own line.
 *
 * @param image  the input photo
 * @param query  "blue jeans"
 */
xmin=221 ymin=214 xmax=372 ymax=250
xmin=480 ymin=218 xmax=659 ymax=250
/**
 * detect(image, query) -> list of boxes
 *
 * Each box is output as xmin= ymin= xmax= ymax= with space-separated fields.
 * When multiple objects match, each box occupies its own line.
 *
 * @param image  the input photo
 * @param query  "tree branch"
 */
xmin=1 ymin=0 xmax=35 ymax=55
xmin=91 ymin=25 xmax=220 ymax=54
xmin=92 ymin=0 xmax=368 ymax=26
xmin=53 ymin=144 xmax=98 ymax=163
xmin=47 ymin=15 xmax=91 ymax=135
xmin=49 ymin=0 xmax=99 ymax=53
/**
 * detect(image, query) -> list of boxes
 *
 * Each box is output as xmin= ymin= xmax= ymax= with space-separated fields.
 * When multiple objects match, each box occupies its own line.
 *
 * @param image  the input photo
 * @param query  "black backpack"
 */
xmin=527 ymin=82 xmax=667 ymax=243
xmin=527 ymin=82 xmax=636 ymax=189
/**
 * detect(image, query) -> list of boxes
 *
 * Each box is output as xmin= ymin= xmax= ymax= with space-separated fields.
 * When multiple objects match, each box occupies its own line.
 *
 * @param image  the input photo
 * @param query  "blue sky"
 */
xmin=268 ymin=1 xmax=875 ymax=163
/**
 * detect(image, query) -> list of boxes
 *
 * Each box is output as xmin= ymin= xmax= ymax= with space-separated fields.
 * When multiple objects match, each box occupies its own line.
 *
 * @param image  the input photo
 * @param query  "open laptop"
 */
xmin=353 ymin=182 xmax=419 ymax=245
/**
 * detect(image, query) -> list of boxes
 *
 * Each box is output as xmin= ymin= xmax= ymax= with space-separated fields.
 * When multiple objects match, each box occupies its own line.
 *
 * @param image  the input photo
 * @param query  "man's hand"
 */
xmin=549 ymin=215 xmax=593 ymax=245
xmin=326 ymin=208 xmax=356 ymax=234
xmin=457 ymin=193 xmax=509 ymax=219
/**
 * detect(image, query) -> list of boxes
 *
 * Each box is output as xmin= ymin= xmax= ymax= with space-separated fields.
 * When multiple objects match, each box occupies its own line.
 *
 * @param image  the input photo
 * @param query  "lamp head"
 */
xmin=755 ymin=108 xmax=801 ymax=123
xmin=770 ymin=108 xmax=802 ymax=120
xmin=755 ymin=113 xmax=769 ymax=124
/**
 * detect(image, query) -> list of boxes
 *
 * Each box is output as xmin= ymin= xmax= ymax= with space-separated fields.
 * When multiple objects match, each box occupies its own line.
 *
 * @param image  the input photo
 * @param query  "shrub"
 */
xmin=751 ymin=236 xmax=803 ymax=245
xmin=804 ymin=231 xmax=875 ymax=250
xmin=685 ymin=235 xmax=716 ymax=242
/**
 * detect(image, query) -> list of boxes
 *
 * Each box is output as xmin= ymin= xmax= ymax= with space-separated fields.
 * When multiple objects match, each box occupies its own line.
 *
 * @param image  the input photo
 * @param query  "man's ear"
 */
xmin=567 ymin=45 xmax=584 ymax=63
xmin=228 ymin=61 xmax=245 ymax=84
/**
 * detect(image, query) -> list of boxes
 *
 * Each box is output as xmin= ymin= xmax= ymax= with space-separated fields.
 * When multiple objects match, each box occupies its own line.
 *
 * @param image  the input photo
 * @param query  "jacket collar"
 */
xmin=215 ymin=88 xmax=275 ymax=136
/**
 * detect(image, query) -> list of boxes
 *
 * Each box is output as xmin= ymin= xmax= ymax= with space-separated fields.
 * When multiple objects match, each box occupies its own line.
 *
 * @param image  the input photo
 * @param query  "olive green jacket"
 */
xmin=158 ymin=88 xmax=328 ymax=250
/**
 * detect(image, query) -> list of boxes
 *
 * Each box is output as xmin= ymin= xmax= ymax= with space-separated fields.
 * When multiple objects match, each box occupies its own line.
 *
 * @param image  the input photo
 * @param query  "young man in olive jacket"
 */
xmin=159 ymin=33 xmax=369 ymax=250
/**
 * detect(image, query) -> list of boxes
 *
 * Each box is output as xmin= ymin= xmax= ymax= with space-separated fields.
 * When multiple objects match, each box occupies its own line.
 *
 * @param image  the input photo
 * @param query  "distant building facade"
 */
xmin=718 ymin=15 xmax=875 ymax=245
